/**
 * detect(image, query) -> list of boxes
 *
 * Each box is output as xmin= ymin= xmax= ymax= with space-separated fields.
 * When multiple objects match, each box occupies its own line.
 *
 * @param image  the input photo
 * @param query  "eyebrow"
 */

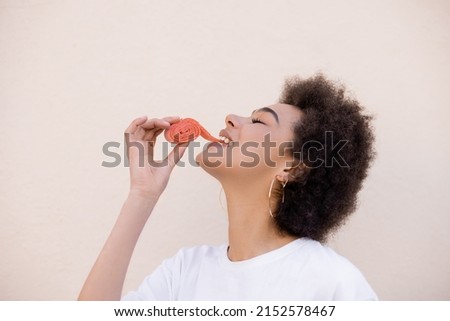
xmin=252 ymin=107 xmax=279 ymax=124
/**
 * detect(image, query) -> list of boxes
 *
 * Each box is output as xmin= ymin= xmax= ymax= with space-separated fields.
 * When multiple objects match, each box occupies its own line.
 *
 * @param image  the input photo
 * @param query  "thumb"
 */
xmin=166 ymin=142 xmax=189 ymax=170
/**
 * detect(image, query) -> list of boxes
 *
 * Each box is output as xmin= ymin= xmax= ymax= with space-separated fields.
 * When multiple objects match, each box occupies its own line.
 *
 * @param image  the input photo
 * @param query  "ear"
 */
xmin=281 ymin=160 xmax=310 ymax=183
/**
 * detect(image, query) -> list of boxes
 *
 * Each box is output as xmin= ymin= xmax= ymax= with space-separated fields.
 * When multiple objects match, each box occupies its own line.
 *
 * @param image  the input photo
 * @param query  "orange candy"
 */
xmin=164 ymin=118 xmax=220 ymax=143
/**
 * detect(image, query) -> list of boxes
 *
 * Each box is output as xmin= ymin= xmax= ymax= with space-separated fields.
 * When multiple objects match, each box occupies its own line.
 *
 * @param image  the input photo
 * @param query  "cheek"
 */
xmin=236 ymin=129 xmax=291 ymax=167
xmin=238 ymin=126 xmax=270 ymax=142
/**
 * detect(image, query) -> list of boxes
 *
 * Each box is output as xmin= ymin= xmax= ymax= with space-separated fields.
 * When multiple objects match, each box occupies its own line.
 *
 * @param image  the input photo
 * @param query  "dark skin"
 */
xmin=78 ymin=73 xmax=375 ymax=300
xmin=197 ymin=103 xmax=304 ymax=261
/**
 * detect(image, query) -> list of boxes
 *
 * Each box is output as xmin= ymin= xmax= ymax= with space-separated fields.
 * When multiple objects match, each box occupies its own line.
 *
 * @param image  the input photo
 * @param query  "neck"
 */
xmin=222 ymin=179 xmax=297 ymax=261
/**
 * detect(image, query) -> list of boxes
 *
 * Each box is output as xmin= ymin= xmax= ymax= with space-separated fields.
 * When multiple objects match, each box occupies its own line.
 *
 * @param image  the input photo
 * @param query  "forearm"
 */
xmin=78 ymin=192 xmax=158 ymax=300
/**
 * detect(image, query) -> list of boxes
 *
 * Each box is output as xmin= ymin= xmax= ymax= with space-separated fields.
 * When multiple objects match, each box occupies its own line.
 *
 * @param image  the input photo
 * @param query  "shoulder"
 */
xmin=294 ymin=239 xmax=378 ymax=300
xmin=299 ymin=239 xmax=365 ymax=274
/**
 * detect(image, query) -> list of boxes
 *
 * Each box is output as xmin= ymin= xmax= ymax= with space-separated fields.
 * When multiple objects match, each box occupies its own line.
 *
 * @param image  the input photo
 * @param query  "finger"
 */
xmin=140 ymin=116 xmax=181 ymax=142
xmin=162 ymin=116 xmax=182 ymax=124
xmin=132 ymin=126 xmax=145 ymax=140
xmin=124 ymin=116 xmax=148 ymax=134
xmin=140 ymin=116 xmax=180 ymax=130
xmin=166 ymin=142 xmax=189 ymax=170
xmin=144 ymin=128 xmax=164 ymax=141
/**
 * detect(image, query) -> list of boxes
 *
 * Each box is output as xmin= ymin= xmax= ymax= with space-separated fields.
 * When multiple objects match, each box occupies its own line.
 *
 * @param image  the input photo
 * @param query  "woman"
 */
xmin=78 ymin=74 xmax=377 ymax=300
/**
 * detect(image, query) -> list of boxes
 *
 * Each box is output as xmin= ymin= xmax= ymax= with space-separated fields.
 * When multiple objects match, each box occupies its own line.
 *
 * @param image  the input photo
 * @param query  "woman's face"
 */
xmin=196 ymin=103 xmax=303 ymax=181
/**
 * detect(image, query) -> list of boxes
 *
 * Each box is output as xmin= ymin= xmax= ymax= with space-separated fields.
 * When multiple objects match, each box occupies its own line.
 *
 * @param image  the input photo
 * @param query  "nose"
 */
xmin=225 ymin=114 xmax=245 ymax=128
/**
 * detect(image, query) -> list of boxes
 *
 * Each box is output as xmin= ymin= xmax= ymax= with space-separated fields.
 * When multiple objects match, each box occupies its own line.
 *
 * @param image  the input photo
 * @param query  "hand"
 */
xmin=124 ymin=116 xmax=189 ymax=200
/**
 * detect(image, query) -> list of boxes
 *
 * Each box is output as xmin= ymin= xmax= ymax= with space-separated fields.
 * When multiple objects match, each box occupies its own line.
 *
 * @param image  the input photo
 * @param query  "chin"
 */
xmin=196 ymin=149 xmax=222 ymax=178
xmin=195 ymin=147 xmax=236 ymax=181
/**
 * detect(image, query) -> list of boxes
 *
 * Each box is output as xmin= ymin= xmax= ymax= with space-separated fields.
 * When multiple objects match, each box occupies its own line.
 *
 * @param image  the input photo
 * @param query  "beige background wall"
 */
xmin=1 ymin=0 xmax=449 ymax=300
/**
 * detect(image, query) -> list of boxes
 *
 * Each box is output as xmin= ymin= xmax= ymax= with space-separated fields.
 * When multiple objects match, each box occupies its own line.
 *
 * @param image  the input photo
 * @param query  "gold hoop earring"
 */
xmin=268 ymin=177 xmax=288 ymax=218
xmin=268 ymin=178 xmax=275 ymax=218
xmin=281 ymin=178 xmax=288 ymax=203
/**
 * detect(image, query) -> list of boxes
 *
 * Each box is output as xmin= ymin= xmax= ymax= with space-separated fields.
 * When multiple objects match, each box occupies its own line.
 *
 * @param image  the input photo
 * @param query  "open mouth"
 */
xmin=219 ymin=136 xmax=232 ymax=146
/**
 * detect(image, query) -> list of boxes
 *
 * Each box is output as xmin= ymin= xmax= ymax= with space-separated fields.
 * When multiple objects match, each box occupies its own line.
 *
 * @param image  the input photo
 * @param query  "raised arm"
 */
xmin=78 ymin=116 xmax=188 ymax=300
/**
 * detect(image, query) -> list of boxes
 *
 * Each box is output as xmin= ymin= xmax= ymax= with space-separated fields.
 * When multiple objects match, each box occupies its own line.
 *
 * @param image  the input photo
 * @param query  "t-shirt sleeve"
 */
xmin=331 ymin=260 xmax=378 ymax=300
xmin=121 ymin=252 xmax=181 ymax=301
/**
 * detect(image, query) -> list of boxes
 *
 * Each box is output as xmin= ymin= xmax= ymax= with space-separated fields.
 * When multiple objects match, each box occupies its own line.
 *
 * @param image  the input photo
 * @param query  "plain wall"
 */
xmin=1 ymin=0 xmax=449 ymax=300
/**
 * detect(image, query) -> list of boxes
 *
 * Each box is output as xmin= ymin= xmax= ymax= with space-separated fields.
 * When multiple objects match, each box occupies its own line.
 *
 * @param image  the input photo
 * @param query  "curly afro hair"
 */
xmin=275 ymin=73 xmax=375 ymax=242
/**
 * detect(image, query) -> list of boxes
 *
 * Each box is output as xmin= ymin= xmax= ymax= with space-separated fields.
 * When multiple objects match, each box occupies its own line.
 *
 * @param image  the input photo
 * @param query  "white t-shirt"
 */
xmin=122 ymin=238 xmax=377 ymax=300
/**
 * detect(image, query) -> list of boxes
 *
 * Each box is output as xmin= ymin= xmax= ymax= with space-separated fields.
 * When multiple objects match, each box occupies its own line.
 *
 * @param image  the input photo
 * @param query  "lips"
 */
xmin=218 ymin=129 xmax=234 ymax=146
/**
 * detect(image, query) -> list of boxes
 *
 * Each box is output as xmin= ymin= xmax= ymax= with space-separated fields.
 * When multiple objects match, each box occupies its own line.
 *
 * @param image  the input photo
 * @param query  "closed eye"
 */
xmin=251 ymin=118 xmax=264 ymax=124
xmin=251 ymin=107 xmax=279 ymax=125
